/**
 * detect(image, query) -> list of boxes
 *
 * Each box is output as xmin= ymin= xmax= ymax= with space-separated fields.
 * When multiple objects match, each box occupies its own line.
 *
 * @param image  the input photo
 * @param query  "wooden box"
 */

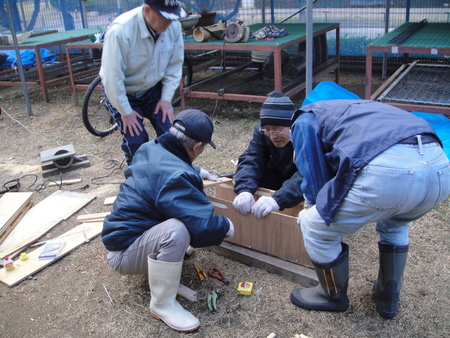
xmin=208 ymin=181 xmax=312 ymax=268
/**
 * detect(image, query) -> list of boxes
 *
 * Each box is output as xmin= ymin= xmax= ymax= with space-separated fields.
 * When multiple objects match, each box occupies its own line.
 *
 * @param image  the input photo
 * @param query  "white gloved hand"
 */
xmin=233 ymin=192 xmax=255 ymax=214
xmin=200 ymin=168 xmax=217 ymax=181
xmin=252 ymin=196 xmax=280 ymax=218
xmin=225 ymin=218 xmax=234 ymax=238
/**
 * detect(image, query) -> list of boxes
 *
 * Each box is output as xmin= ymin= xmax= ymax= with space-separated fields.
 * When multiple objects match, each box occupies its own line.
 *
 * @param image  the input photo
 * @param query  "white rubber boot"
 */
xmin=148 ymin=256 xmax=200 ymax=332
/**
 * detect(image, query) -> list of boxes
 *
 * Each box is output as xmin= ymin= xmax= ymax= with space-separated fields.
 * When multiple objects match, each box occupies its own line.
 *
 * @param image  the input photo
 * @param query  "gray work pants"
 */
xmin=106 ymin=218 xmax=191 ymax=275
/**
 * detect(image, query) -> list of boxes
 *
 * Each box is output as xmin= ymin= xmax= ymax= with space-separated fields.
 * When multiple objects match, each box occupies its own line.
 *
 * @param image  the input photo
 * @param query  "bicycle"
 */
xmin=81 ymin=57 xmax=193 ymax=137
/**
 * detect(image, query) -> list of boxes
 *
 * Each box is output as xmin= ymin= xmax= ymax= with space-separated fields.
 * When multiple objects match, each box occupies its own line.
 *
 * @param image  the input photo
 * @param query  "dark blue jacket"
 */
xmin=102 ymin=133 xmax=230 ymax=251
xmin=291 ymin=100 xmax=439 ymax=225
xmin=234 ymin=122 xmax=304 ymax=209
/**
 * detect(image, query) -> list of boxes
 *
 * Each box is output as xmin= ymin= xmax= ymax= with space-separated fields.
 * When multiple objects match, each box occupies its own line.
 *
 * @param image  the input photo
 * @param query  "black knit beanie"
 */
xmin=260 ymin=92 xmax=297 ymax=127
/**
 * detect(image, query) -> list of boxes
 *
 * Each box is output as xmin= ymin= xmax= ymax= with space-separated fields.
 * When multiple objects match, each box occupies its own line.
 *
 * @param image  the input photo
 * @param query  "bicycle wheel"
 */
xmin=172 ymin=57 xmax=193 ymax=107
xmin=82 ymin=76 xmax=118 ymax=137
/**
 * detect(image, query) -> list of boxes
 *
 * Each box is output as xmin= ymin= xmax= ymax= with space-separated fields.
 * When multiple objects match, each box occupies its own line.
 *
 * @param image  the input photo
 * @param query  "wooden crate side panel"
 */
xmin=215 ymin=182 xmax=238 ymax=201
xmin=208 ymin=196 xmax=312 ymax=268
xmin=214 ymin=182 xmax=304 ymax=218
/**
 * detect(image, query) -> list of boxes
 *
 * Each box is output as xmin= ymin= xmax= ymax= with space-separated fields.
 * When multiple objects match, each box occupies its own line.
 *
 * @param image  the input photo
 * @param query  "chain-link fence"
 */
xmin=1 ymin=0 xmax=449 ymax=57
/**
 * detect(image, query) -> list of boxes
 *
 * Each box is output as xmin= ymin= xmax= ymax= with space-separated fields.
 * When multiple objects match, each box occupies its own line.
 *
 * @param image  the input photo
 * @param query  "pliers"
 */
xmin=207 ymin=288 xmax=218 ymax=312
xmin=193 ymin=262 xmax=207 ymax=281
xmin=208 ymin=268 xmax=230 ymax=285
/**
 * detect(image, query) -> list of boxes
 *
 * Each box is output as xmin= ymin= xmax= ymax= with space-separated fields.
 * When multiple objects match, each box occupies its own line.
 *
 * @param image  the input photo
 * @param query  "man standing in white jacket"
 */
xmin=100 ymin=0 xmax=186 ymax=164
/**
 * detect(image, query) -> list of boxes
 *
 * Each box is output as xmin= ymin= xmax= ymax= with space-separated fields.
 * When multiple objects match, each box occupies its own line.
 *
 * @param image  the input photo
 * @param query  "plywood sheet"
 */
xmin=0 ymin=190 xmax=96 ymax=258
xmin=0 ymin=222 xmax=103 ymax=287
xmin=208 ymin=195 xmax=311 ymax=268
xmin=0 ymin=192 xmax=33 ymax=237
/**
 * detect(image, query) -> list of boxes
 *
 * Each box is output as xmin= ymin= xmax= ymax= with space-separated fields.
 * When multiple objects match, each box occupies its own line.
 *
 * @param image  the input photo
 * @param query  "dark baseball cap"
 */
xmin=144 ymin=0 xmax=187 ymax=21
xmin=173 ymin=109 xmax=216 ymax=149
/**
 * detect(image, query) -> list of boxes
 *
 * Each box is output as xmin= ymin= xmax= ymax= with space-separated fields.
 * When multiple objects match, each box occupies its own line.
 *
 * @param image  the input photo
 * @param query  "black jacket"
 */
xmin=234 ymin=122 xmax=304 ymax=209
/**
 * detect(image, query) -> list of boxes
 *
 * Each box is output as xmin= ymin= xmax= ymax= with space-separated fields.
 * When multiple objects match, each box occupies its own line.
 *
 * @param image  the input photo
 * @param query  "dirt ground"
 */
xmin=0 ymin=69 xmax=449 ymax=338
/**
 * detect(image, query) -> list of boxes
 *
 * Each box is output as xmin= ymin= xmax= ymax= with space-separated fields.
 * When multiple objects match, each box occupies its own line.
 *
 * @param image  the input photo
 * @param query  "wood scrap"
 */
xmin=0 ymin=222 xmax=103 ymax=287
xmin=203 ymin=177 xmax=232 ymax=187
xmin=76 ymin=212 xmax=110 ymax=223
xmin=0 ymin=190 xmax=96 ymax=258
xmin=48 ymin=178 xmax=82 ymax=187
xmin=104 ymin=196 xmax=116 ymax=205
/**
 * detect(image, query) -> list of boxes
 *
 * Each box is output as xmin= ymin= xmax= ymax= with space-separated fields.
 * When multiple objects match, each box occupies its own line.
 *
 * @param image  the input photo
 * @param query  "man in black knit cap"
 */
xmin=232 ymin=92 xmax=304 ymax=218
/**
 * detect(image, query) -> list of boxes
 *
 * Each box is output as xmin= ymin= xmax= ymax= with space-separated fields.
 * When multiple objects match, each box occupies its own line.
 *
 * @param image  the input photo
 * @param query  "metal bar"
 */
xmin=278 ymin=0 xmax=318 ymax=24
xmin=5 ymin=0 xmax=33 ymax=116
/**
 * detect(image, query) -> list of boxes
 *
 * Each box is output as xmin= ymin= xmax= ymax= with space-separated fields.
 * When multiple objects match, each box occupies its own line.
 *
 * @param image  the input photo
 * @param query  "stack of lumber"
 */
xmin=0 ymin=190 xmax=96 ymax=259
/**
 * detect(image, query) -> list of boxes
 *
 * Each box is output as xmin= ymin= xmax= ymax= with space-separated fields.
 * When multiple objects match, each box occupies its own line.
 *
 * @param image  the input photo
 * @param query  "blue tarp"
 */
xmin=2 ymin=48 xmax=57 ymax=67
xmin=301 ymin=81 xmax=361 ymax=106
xmin=411 ymin=112 xmax=450 ymax=158
xmin=302 ymin=81 xmax=450 ymax=158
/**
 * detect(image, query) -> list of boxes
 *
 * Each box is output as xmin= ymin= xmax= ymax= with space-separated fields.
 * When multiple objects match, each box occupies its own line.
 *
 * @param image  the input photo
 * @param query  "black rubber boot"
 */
xmin=290 ymin=243 xmax=349 ymax=312
xmin=373 ymin=242 xmax=409 ymax=319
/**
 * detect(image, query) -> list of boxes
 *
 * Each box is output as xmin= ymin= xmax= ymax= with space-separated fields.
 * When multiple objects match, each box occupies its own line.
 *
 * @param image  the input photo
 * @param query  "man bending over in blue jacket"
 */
xmin=289 ymin=99 xmax=450 ymax=319
xmin=102 ymin=109 xmax=234 ymax=332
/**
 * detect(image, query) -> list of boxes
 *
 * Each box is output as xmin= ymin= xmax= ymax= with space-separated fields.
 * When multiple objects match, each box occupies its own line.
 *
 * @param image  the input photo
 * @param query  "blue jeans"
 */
xmin=104 ymin=82 xmax=172 ymax=164
xmin=299 ymin=142 xmax=450 ymax=263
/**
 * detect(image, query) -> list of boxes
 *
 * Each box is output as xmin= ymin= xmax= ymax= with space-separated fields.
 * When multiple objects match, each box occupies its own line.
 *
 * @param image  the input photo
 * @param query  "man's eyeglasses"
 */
xmin=260 ymin=127 xmax=287 ymax=136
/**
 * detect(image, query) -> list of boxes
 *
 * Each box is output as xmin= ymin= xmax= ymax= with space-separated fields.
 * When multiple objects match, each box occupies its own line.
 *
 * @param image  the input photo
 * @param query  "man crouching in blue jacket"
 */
xmin=102 ymin=109 xmax=234 ymax=332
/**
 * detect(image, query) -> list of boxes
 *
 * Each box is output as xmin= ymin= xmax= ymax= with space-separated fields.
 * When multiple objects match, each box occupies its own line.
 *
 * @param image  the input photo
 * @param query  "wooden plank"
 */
xmin=0 ymin=190 xmax=96 ymax=258
xmin=0 ymin=222 xmax=103 ymax=287
xmin=371 ymin=63 xmax=409 ymax=100
xmin=48 ymin=178 xmax=82 ymax=187
xmin=76 ymin=212 xmax=109 ymax=222
xmin=76 ymin=217 xmax=106 ymax=223
xmin=203 ymin=177 xmax=232 ymax=187
xmin=207 ymin=195 xmax=311 ymax=268
xmin=208 ymin=242 xmax=317 ymax=286
xmin=0 ymin=201 xmax=33 ymax=245
xmin=0 ymin=192 xmax=33 ymax=237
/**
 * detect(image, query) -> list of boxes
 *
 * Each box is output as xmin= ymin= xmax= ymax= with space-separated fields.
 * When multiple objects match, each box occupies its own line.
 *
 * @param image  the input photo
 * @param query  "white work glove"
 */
xmin=200 ymin=168 xmax=217 ymax=181
xmin=252 ymin=196 xmax=280 ymax=218
xmin=233 ymin=192 xmax=255 ymax=214
xmin=225 ymin=218 xmax=234 ymax=238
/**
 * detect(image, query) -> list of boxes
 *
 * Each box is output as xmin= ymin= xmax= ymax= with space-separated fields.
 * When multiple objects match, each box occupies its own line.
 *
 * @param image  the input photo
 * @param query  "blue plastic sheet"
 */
xmin=3 ymin=48 xmax=57 ymax=67
xmin=301 ymin=81 xmax=361 ymax=107
xmin=302 ymin=81 xmax=450 ymax=158
xmin=412 ymin=112 xmax=450 ymax=159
